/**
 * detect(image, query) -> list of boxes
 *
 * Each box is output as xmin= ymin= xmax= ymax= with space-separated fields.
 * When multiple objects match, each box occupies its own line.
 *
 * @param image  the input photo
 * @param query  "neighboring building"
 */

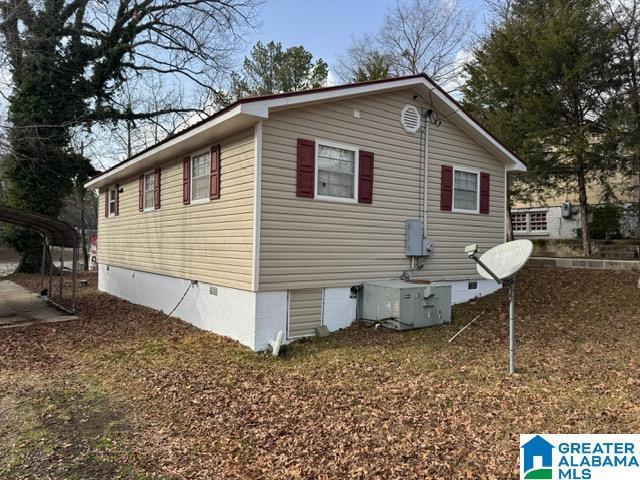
xmin=512 ymin=175 xmax=639 ymax=240
xmin=85 ymin=74 xmax=526 ymax=351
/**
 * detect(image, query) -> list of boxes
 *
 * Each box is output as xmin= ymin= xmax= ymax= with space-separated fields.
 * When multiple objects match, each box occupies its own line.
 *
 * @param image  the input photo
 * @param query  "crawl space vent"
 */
xmin=401 ymin=104 xmax=421 ymax=134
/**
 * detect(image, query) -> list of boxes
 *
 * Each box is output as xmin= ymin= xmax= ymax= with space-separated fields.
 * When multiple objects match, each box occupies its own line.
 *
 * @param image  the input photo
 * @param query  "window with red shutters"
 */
xmin=440 ymin=165 xmax=453 ymax=211
xmin=358 ymin=150 xmax=374 ymax=204
xmin=154 ymin=168 xmax=161 ymax=209
xmin=296 ymin=139 xmax=315 ymax=197
xmin=480 ymin=172 xmax=490 ymax=214
xmin=210 ymin=144 xmax=221 ymax=200
xmin=115 ymin=184 xmax=120 ymax=216
xmin=182 ymin=156 xmax=190 ymax=205
xmin=138 ymin=175 xmax=144 ymax=211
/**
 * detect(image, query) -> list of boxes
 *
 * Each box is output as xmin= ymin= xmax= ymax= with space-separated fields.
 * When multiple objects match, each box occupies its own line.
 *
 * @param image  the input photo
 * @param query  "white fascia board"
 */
xmin=85 ymin=104 xmax=266 ymax=189
xmin=411 ymin=79 xmax=527 ymax=172
xmin=246 ymin=76 xmax=526 ymax=172
xmin=86 ymin=76 xmax=525 ymax=189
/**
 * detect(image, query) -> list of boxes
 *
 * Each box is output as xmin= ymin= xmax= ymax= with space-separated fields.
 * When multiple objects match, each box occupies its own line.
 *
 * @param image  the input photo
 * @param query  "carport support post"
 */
xmin=71 ymin=233 xmax=77 ymax=312
xmin=48 ymin=245 xmax=53 ymax=300
xmin=509 ymin=276 xmax=516 ymax=375
xmin=59 ymin=244 xmax=64 ymax=304
xmin=40 ymin=234 xmax=46 ymax=292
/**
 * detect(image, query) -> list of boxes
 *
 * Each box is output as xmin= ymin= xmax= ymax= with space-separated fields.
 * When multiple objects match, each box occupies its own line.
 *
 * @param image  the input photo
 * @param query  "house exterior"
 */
xmin=512 ymin=174 xmax=639 ymax=240
xmin=86 ymin=74 xmax=526 ymax=351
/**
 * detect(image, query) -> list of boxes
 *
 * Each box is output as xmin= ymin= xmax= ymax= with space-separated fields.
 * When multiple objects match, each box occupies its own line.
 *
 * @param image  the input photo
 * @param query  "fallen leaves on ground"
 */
xmin=1 ymin=267 xmax=640 ymax=479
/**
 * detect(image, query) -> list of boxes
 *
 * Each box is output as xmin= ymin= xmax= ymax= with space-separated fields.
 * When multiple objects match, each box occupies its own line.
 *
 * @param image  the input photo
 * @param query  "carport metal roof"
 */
xmin=0 ymin=205 xmax=77 ymax=247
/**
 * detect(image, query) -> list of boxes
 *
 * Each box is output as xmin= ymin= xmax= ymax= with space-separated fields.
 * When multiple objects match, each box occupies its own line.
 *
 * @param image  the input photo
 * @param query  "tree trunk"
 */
xmin=577 ymin=171 xmax=592 ymax=257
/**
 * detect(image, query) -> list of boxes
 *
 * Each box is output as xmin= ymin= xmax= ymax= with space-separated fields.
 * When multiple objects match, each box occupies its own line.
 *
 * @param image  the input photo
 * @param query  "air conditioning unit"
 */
xmin=362 ymin=280 xmax=451 ymax=330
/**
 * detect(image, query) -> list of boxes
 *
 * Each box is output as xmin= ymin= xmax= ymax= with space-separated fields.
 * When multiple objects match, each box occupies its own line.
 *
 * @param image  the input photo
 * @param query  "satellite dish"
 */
xmin=464 ymin=239 xmax=534 ymax=375
xmin=476 ymin=239 xmax=533 ymax=281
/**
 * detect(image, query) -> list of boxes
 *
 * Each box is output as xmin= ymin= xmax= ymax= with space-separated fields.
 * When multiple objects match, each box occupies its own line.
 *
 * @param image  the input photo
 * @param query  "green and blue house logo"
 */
xmin=521 ymin=435 xmax=554 ymax=479
xmin=520 ymin=434 xmax=640 ymax=479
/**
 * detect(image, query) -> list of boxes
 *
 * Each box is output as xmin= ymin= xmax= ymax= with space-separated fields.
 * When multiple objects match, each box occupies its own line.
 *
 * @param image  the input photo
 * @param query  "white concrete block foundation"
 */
xmin=98 ymin=265 xmax=357 ymax=351
xmin=99 ymin=266 xmax=496 ymax=350
xmin=431 ymin=278 xmax=502 ymax=304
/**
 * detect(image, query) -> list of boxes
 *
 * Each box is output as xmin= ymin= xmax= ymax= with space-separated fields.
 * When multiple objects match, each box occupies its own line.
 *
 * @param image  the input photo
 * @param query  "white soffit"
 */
xmin=86 ymin=75 xmax=525 ymax=189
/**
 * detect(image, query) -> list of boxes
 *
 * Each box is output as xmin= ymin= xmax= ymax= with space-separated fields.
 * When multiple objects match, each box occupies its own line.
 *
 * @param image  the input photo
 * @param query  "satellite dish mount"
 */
xmin=465 ymin=240 xmax=533 ymax=374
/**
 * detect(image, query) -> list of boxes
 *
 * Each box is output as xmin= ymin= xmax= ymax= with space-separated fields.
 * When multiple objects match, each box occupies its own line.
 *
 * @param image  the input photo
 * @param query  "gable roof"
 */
xmin=85 ymin=73 xmax=526 ymax=189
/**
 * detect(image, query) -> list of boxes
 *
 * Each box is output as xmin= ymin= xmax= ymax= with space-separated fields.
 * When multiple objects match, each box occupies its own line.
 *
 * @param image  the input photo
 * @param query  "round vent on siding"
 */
xmin=401 ymin=104 xmax=421 ymax=134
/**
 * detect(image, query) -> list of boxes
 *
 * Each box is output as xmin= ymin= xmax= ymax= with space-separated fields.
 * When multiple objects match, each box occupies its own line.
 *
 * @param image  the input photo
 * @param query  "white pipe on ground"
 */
xmin=271 ymin=330 xmax=284 ymax=357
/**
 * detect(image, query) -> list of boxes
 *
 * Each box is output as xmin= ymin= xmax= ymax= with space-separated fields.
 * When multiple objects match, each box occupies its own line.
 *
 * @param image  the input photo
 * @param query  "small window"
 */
xmin=191 ymin=151 xmax=210 ymax=202
xmin=511 ymin=212 xmax=528 ymax=232
xmin=316 ymin=142 xmax=357 ymax=201
xmin=468 ymin=281 xmax=478 ymax=290
xmin=511 ymin=211 xmax=548 ymax=233
xmin=144 ymin=172 xmax=155 ymax=211
xmin=453 ymin=169 xmax=479 ymax=212
xmin=529 ymin=211 xmax=547 ymax=231
xmin=108 ymin=188 xmax=117 ymax=216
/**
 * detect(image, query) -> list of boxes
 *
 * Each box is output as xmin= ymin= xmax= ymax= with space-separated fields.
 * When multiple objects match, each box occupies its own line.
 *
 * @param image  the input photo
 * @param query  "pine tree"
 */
xmin=463 ymin=0 xmax=620 ymax=256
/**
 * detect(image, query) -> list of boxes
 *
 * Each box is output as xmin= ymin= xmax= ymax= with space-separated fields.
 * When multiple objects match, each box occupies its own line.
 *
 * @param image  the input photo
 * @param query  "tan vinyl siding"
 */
xmin=426 ymin=116 xmax=505 ymax=279
xmin=97 ymin=128 xmax=255 ymax=290
xmin=288 ymin=288 xmax=323 ymax=337
xmin=258 ymin=89 xmax=506 ymax=290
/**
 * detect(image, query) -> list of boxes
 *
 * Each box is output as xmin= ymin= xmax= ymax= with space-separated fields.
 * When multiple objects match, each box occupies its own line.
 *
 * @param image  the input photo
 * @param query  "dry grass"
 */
xmin=2 ymin=267 xmax=640 ymax=479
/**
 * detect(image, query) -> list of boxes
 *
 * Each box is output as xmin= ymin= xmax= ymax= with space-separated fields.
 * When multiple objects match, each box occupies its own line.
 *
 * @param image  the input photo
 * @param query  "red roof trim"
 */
xmin=88 ymin=73 xmax=525 ymax=183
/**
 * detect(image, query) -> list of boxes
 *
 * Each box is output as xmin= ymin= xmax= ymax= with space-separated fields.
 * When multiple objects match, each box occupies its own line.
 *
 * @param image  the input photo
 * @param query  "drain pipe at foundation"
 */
xmin=270 ymin=330 xmax=284 ymax=357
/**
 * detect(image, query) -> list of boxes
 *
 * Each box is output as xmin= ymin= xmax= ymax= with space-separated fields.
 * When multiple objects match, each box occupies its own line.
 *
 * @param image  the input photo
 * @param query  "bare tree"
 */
xmin=605 ymin=0 xmax=640 ymax=237
xmin=336 ymin=0 xmax=474 ymax=86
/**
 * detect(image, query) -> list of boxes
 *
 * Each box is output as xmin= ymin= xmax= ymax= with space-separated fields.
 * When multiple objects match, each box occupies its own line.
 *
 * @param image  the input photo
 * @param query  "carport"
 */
xmin=0 ymin=205 xmax=79 ymax=314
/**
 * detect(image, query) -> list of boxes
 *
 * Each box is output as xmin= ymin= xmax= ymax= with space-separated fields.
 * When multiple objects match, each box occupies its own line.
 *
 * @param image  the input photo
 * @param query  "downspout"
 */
xmin=423 ymin=117 xmax=430 ymax=237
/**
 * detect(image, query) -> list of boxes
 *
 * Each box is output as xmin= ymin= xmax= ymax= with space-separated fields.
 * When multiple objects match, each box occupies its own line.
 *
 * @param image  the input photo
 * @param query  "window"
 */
xmin=108 ymin=188 xmax=117 ymax=216
xmin=316 ymin=142 xmax=357 ymax=201
xmin=529 ymin=211 xmax=547 ymax=231
xmin=143 ymin=172 xmax=155 ymax=211
xmin=511 ymin=211 xmax=548 ymax=233
xmin=512 ymin=212 xmax=528 ymax=232
xmin=191 ymin=151 xmax=210 ymax=202
xmin=453 ymin=169 xmax=479 ymax=212
xmin=468 ymin=281 xmax=478 ymax=290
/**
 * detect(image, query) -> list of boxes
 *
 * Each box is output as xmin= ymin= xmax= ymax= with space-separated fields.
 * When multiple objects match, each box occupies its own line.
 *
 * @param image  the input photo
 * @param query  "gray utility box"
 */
xmin=405 ymin=219 xmax=433 ymax=256
xmin=362 ymin=280 xmax=451 ymax=330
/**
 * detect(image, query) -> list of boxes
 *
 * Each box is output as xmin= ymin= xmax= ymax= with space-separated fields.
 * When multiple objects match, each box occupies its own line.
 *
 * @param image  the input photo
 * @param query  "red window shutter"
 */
xmin=115 ymin=184 xmax=120 ymax=216
xmin=296 ymin=139 xmax=315 ymax=197
xmin=440 ymin=165 xmax=453 ymax=211
xmin=138 ymin=175 xmax=144 ymax=212
xmin=480 ymin=172 xmax=490 ymax=214
xmin=104 ymin=189 xmax=109 ymax=218
xmin=358 ymin=150 xmax=374 ymax=204
xmin=183 ymin=156 xmax=191 ymax=205
xmin=210 ymin=145 xmax=221 ymax=200
xmin=154 ymin=168 xmax=161 ymax=209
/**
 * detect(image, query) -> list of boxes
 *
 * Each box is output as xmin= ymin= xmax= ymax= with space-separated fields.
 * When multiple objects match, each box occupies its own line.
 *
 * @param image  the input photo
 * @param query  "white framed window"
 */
xmin=315 ymin=140 xmax=358 ymax=203
xmin=108 ymin=188 xmax=117 ymax=216
xmin=529 ymin=211 xmax=547 ymax=231
xmin=511 ymin=211 xmax=548 ymax=234
xmin=453 ymin=167 xmax=479 ymax=213
xmin=511 ymin=212 xmax=528 ymax=232
xmin=191 ymin=149 xmax=210 ymax=202
xmin=143 ymin=172 xmax=155 ymax=211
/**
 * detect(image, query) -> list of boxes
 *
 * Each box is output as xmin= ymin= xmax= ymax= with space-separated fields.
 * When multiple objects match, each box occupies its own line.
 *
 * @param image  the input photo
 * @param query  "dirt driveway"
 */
xmin=1 ymin=267 xmax=639 ymax=479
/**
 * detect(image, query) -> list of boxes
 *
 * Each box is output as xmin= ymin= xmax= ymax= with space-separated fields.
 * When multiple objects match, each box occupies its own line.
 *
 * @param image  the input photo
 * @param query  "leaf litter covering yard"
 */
xmin=1 ymin=267 xmax=639 ymax=479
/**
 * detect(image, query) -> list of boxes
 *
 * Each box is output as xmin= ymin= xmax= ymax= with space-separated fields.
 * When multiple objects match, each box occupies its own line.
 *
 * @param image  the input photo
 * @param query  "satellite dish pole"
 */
xmin=465 ymin=240 xmax=533 ymax=375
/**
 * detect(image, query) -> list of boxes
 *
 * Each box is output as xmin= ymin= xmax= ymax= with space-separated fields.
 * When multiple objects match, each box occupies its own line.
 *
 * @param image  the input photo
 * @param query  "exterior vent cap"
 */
xmin=401 ymin=105 xmax=421 ymax=134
